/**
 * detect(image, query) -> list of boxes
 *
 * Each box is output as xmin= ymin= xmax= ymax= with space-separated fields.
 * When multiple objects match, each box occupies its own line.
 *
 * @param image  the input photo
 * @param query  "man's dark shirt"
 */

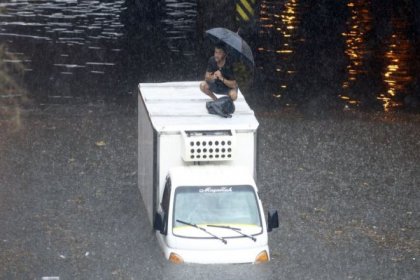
xmin=206 ymin=56 xmax=235 ymax=89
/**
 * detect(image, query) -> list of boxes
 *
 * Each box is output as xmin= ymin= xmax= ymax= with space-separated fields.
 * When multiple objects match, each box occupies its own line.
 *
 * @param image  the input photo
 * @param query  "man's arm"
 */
xmin=205 ymin=71 xmax=215 ymax=82
xmin=214 ymin=70 xmax=237 ymax=89
xmin=205 ymin=57 xmax=218 ymax=82
xmin=221 ymin=77 xmax=237 ymax=89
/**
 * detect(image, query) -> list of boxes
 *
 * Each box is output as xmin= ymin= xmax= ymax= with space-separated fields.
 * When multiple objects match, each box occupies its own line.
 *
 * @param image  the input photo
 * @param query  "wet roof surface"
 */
xmin=139 ymin=81 xmax=259 ymax=132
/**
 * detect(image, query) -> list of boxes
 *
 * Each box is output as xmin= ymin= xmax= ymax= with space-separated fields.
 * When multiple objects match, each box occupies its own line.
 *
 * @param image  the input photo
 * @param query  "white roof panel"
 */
xmin=139 ymin=81 xmax=259 ymax=133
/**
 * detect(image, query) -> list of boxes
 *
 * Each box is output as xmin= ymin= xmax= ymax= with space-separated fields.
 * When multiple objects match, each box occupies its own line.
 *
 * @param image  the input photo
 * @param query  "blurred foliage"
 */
xmin=0 ymin=44 xmax=28 ymax=129
xmin=233 ymin=62 xmax=253 ymax=95
xmin=0 ymin=44 xmax=25 ymax=93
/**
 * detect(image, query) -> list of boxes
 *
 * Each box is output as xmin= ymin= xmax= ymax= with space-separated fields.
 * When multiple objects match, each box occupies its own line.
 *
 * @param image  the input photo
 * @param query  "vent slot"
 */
xmin=181 ymin=130 xmax=235 ymax=162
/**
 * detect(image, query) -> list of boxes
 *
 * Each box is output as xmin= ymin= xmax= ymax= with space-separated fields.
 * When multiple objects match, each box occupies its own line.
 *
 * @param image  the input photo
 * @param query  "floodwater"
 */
xmin=0 ymin=0 xmax=419 ymax=111
xmin=0 ymin=0 xmax=126 ymax=102
xmin=254 ymin=0 xmax=419 ymax=111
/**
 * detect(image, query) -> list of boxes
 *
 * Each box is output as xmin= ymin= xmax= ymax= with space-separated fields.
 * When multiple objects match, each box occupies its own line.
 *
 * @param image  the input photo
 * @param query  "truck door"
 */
xmin=160 ymin=178 xmax=171 ymax=235
xmin=154 ymin=177 xmax=171 ymax=235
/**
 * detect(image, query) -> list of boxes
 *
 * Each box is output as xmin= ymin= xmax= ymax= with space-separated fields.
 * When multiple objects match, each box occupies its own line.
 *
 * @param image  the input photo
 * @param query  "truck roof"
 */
xmin=138 ymin=81 xmax=259 ymax=133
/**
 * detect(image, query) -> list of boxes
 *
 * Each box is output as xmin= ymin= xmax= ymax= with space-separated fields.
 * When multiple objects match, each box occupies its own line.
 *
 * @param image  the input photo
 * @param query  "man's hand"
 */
xmin=205 ymin=71 xmax=217 ymax=81
xmin=214 ymin=70 xmax=223 ymax=80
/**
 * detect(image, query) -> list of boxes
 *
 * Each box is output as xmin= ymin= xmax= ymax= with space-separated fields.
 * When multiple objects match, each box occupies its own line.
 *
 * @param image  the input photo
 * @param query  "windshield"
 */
xmin=173 ymin=185 xmax=262 ymax=238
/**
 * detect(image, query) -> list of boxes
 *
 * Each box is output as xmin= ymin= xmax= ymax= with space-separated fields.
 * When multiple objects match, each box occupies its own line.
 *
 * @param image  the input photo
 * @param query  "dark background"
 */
xmin=0 ymin=0 xmax=419 ymax=112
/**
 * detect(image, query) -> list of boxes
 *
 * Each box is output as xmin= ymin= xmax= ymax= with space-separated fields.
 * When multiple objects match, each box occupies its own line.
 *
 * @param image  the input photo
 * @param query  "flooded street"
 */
xmin=0 ymin=0 xmax=419 ymax=279
xmin=1 ymin=105 xmax=419 ymax=279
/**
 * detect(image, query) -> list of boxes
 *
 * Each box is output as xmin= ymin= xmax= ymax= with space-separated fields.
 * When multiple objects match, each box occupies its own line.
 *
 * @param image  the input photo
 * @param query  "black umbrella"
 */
xmin=205 ymin=27 xmax=254 ymax=66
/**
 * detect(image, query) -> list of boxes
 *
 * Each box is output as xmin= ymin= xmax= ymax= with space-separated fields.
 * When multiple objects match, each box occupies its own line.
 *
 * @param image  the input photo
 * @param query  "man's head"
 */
xmin=214 ymin=43 xmax=227 ymax=63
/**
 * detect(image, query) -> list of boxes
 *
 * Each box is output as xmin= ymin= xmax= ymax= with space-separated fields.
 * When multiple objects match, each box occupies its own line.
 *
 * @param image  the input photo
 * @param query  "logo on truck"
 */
xmin=199 ymin=187 xmax=233 ymax=193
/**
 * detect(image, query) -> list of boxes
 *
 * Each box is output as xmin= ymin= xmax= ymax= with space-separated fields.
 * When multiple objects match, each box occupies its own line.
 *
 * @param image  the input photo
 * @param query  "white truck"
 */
xmin=138 ymin=81 xmax=278 ymax=264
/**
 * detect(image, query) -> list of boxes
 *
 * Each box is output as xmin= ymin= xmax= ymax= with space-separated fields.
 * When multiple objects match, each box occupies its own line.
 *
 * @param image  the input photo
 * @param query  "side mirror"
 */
xmin=267 ymin=210 xmax=279 ymax=232
xmin=154 ymin=212 xmax=164 ymax=234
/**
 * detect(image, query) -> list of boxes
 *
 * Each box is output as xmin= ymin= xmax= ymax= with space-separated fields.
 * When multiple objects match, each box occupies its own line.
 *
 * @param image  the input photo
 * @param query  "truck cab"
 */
xmin=138 ymin=81 xmax=278 ymax=264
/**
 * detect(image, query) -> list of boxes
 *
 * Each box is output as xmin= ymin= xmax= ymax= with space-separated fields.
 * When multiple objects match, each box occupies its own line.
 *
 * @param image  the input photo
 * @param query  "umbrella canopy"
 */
xmin=205 ymin=27 xmax=254 ymax=66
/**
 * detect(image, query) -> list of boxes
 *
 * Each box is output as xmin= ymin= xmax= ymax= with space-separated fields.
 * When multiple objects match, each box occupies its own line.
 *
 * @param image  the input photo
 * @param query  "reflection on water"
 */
xmin=378 ymin=18 xmax=414 ymax=112
xmin=340 ymin=0 xmax=373 ymax=106
xmin=0 ymin=0 xmax=124 ymax=54
xmin=256 ymin=0 xmax=303 ymax=99
xmin=0 ymin=0 xmax=418 ymax=111
xmin=161 ymin=0 xmax=197 ymax=56
xmin=0 ymin=0 xmax=125 ymax=102
xmin=340 ymin=0 xmax=417 ymax=111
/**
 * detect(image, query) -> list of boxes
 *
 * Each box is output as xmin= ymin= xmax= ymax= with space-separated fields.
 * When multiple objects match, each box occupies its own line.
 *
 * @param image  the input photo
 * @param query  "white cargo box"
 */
xmin=138 ymin=81 xmax=259 ymax=225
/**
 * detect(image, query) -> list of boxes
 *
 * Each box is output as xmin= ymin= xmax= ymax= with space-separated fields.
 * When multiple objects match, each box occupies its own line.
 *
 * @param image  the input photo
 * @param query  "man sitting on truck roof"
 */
xmin=200 ymin=43 xmax=238 ymax=101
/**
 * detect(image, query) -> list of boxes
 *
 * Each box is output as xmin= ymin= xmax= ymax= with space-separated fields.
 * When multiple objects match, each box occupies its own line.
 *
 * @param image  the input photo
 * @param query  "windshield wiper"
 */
xmin=176 ymin=219 xmax=227 ymax=244
xmin=207 ymin=225 xmax=257 ymax=242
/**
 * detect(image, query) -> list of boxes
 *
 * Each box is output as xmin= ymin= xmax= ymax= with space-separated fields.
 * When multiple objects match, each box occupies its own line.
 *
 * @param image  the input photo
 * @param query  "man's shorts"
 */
xmin=207 ymin=80 xmax=230 ymax=95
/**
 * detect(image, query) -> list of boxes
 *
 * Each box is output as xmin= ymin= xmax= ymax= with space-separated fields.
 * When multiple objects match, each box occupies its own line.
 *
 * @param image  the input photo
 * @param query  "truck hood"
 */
xmin=169 ymin=165 xmax=256 ymax=187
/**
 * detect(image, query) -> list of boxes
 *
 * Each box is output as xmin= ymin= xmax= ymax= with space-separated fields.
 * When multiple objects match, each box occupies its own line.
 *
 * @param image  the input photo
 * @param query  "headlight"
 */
xmin=169 ymin=252 xmax=184 ymax=264
xmin=254 ymin=250 xmax=269 ymax=264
